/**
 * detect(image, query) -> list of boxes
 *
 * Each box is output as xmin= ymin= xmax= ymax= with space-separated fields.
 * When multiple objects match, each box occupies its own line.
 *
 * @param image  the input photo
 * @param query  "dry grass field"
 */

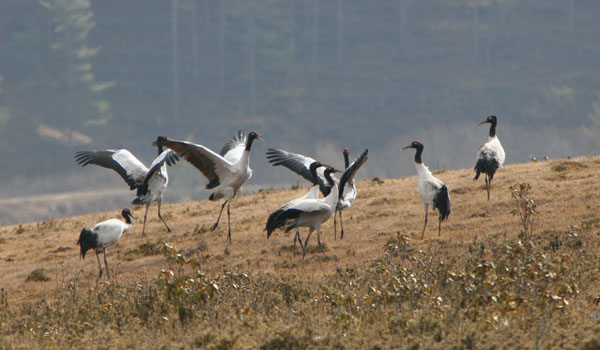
xmin=1 ymin=156 xmax=600 ymax=349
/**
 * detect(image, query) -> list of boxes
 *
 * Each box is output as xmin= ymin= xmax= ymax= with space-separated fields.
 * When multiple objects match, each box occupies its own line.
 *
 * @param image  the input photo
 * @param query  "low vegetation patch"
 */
xmin=2 ymin=220 xmax=598 ymax=349
xmin=551 ymin=161 xmax=588 ymax=172
xmin=25 ymin=268 xmax=50 ymax=282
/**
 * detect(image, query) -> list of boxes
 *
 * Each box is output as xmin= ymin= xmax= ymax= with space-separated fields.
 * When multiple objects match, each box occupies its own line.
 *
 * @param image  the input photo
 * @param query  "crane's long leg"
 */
xmin=141 ymin=203 xmax=151 ymax=238
xmin=294 ymin=229 xmax=304 ymax=256
xmin=438 ymin=213 xmax=442 ymax=237
xmin=334 ymin=210 xmax=338 ymax=240
xmin=421 ymin=205 xmax=429 ymax=240
xmin=95 ymin=250 xmax=103 ymax=281
xmin=157 ymin=199 xmax=172 ymax=233
xmin=226 ymin=201 xmax=232 ymax=243
xmin=317 ymin=227 xmax=325 ymax=255
xmin=303 ymin=228 xmax=315 ymax=258
xmin=339 ymin=210 xmax=345 ymax=240
xmin=103 ymin=248 xmax=110 ymax=279
xmin=485 ymin=176 xmax=490 ymax=201
xmin=211 ymin=200 xmax=228 ymax=231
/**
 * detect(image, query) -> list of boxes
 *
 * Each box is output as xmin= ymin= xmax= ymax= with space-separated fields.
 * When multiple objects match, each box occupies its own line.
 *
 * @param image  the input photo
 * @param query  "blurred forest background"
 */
xmin=1 ymin=0 xmax=600 ymax=224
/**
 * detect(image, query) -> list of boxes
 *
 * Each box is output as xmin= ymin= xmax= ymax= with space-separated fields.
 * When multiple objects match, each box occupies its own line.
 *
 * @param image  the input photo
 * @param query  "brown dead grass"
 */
xmin=0 ymin=156 xmax=599 ymax=349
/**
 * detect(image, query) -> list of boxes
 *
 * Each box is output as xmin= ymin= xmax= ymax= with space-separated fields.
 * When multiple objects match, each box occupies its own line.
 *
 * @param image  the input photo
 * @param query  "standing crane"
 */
xmin=266 ymin=167 xmax=340 ymax=257
xmin=77 ymin=208 xmax=135 ymax=281
xmin=74 ymin=138 xmax=179 ymax=237
xmin=402 ymin=141 xmax=451 ymax=239
xmin=155 ymin=131 xmax=263 ymax=242
xmin=474 ymin=115 xmax=505 ymax=200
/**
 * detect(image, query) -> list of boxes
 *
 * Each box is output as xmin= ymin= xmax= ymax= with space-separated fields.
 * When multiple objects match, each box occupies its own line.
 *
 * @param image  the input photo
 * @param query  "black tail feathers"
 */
xmin=474 ymin=157 xmax=499 ymax=181
xmin=77 ymin=227 xmax=97 ymax=259
xmin=433 ymin=185 xmax=451 ymax=222
xmin=265 ymin=208 xmax=302 ymax=238
xmin=132 ymin=184 xmax=149 ymax=205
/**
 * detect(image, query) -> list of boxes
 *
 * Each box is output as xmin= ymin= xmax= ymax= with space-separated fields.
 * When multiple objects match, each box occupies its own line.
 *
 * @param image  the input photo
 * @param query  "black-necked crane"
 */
xmin=265 ymin=163 xmax=324 ymax=256
xmin=402 ymin=141 xmax=451 ymax=239
xmin=265 ymin=167 xmax=340 ymax=257
xmin=335 ymin=148 xmax=368 ymax=239
xmin=74 ymin=138 xmax=179 ymax=237
xmin=155 ymin=130 xmax=263 ymax=242
xmin=474 ymin=115 xmax=505 ymax=200
xmin=77 ymin=208 xmax=135 ymax=281
xmin=266 ymin=147 xmax=368 ymax=240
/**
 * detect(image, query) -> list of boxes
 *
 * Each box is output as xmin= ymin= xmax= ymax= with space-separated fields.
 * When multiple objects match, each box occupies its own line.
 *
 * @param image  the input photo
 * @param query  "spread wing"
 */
xmin=155 ymin=136 xmax=233 ymax=189
xmin=142 ymin=150 xmax=180 ymax=187
xmin=339 ymin=149 xmax=368 ymax=198
xmin=220 ymin=130 xmax=247 ymax=164
xmin=74 ymin=149 xmax=148 ymax=190
xmin=266 ymin=148 xmax=330 ymax=195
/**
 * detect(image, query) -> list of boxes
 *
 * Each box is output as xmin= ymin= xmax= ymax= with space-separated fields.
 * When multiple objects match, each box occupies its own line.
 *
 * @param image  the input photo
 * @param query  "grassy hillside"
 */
xmin=0 ymin=156 xmax=599 ymax=349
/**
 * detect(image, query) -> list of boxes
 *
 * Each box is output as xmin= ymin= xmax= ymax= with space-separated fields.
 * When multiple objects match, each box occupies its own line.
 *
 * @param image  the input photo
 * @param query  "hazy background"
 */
xmin=1 ymin=0 xmax=599 ymax=225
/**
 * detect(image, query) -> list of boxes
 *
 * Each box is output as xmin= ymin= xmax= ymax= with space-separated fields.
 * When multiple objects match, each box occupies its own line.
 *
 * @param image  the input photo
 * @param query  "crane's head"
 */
xmin=248 ymin=131 xmax=264 ymax=142
xmin=121 ymin=207 xmax=136 ymax=220
xmin=343 ymin=147 xmax=349 ymax=154
xmin=402 ymin=140 xmax=423 ymax=151
xmin=153 ymin=136 xmax=169 ymax=147
xmin=478 ymin=115 xmax=497 ymax=126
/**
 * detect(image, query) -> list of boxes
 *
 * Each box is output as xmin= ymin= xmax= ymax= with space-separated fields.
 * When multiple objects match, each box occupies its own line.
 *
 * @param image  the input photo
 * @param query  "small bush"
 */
xmin=25 ymin=268 xmax=50 ymax=282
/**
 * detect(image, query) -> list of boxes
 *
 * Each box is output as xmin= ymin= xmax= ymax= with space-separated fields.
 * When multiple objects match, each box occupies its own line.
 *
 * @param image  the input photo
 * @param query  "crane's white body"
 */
xmin=134 ymin=150 xmax=172 ymax=205
xmin=416 ymin=163 xmax=446 ymax=208
xmin=337 ymin=179 xmax=356 ymax=211
xmin=91 ymin=218 xmax=132 ymax=250
xmin=477 ymin=135 xmax=505 ymax=168
xmin=212 ymin=147 xmax=252 ymax=202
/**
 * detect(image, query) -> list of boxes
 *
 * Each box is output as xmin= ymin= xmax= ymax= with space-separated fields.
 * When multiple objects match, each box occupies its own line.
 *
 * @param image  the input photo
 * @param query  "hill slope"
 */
xmin=2 ymin=155 xmax=599 ymax=296
xmin=0 ymin=156 xmax=599 ymax=349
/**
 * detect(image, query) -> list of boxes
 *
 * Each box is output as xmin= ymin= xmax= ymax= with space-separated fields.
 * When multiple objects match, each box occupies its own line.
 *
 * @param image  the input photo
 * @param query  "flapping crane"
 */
xmin=155 ymin=131 xmax=263 ymax=242
xmin=335 ymin=148 xmax=368 ymax=239
xmin=74 ymin=138 xmax=179 ymax=237
xmin=266 ymin=147 xmax=368 ymax=239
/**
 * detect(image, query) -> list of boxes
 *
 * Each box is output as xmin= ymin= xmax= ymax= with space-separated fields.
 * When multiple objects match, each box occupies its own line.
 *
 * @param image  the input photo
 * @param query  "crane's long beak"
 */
xmin=130 ymin=213 xmax=136 ymax=219
xmin=478 ymin=120 xmax=488 ymax=126
xmin=402 ymin=145 xmax=412 ymax=150
xmin=256 ymin=133 xmax=264 ymax=141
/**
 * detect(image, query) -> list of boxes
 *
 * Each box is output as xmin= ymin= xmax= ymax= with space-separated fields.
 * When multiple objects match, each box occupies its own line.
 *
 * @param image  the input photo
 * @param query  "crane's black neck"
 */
xmin=488 ymin=122 xmax=497 ymax=138
xmin=245 ymin=134 xmax=257 ymax=151
xmin=122 ymin=211 xmax=133 ymax=224
xmin=157 ymin=144 xmax=164 ymax=155
xmin=309 ymin=162 xmax=321 ymax=182
xmin=324 ymin=168 xmax=336 ymax=187
xmin=343 ymin=151 xmax=349 ymax=169
xmin=413 ymin=144 xmax=424 ymax=164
